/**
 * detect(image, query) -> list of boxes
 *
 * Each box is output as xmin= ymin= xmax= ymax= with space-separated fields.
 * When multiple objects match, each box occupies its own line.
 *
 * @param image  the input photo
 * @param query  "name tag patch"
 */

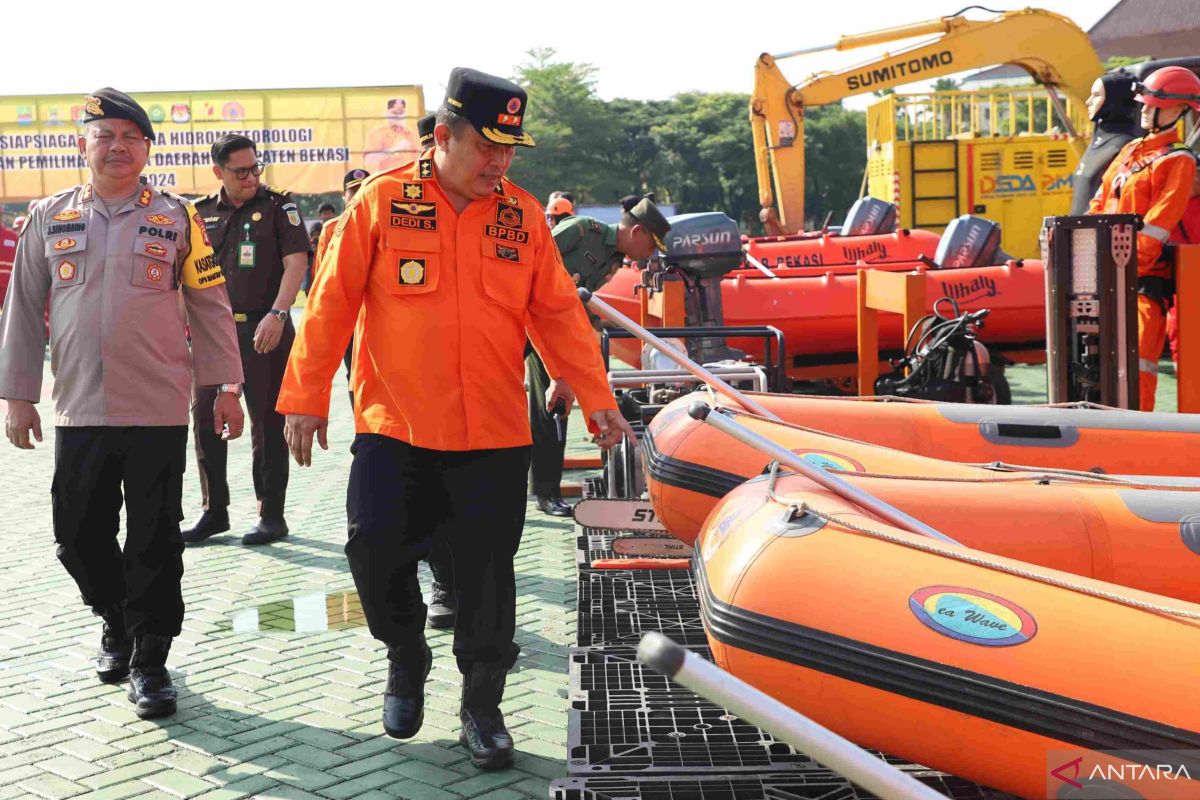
xmin=390 ymin=200 xmax=437 ymax=231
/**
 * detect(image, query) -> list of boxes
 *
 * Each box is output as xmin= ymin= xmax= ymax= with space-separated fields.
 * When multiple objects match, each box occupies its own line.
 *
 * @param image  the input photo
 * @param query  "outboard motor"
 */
xmin=841 ymin=198 xmax=898 ymax=236
xmin=661 ymin=212 xmax=745 ymax=363
xmin=934 ymin=215 xmax=1009 ymax=268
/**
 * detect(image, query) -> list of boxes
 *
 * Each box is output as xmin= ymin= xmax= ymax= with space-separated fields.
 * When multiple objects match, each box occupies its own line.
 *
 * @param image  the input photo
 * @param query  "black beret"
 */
xmin=442 ymin=67 xmax=535 ymax=148
xmin=417 ymin=113 xmax=436 ymax=149
xmin=82 ymin=88 xmax=154 ymax=140
xmin=343 ymin=168 xmax=369 ymax=190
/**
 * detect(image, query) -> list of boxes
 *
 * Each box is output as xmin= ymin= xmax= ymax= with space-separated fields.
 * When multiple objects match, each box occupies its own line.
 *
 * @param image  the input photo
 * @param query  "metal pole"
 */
xmin=579 ymin=289 xmax=780 ymax=420
xmin=688 ymin=402 xmax=960 ymax=544
xmin=1044 ymin=86 xmax=1079 ymax=139
xmin=742 ymin=250 xmax=781 ymax=279
xmin=637 ymin=633 xmax=951 ymax=800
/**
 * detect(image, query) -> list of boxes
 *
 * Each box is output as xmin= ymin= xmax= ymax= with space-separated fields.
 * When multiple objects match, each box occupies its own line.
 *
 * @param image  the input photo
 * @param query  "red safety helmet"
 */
xmin=1135 ymin=66 xmax=1200 ymax=111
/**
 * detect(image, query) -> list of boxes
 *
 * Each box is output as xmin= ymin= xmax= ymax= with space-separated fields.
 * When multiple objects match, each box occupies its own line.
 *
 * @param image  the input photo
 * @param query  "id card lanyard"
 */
xmin=238 ymin=222 xmax=256 ymax=269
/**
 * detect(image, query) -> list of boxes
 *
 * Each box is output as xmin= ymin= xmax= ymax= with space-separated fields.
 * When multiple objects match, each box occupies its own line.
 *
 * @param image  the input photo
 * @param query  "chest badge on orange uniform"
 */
xmin=390 ymin=200 xmax=437 ymax=231
xmin=399 ymin=258 xmax=426 ymax=285
xmin=496 ymin=203 xmax=522 ymax=229
xmin=403 ymin=182 xmax=424 ymax=200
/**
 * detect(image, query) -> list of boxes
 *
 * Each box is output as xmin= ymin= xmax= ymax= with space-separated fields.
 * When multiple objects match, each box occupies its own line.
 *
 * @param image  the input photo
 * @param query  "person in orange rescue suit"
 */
xmin=1089 ymin=66 xmax=1200 ymax=411
xmin=1165 ymin=167 xmax=1200 ymax=362
xmin=276 ymin=67 xmax=634 ymax=770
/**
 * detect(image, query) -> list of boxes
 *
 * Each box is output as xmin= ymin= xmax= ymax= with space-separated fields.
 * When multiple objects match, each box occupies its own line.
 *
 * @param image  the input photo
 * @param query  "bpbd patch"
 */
xmin=485 ymin=224 xmax=529 ymax=244
xmin=495 ymin=244 xmax=520 ymax=262
xmin=496 ymin=203 xmax=523 ymax=229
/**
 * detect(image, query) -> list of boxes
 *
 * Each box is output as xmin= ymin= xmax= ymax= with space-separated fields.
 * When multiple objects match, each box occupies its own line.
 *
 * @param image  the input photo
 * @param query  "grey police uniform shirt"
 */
xmin=0 ymin=182 xmax=243 ymax=426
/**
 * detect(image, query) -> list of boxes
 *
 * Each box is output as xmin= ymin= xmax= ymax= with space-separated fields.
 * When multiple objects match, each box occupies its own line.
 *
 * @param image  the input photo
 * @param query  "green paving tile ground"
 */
xmin=1005 ymin=359 xmax=1180 ymax=411
xmin=0 ymin=354 xmax=595 ymax=799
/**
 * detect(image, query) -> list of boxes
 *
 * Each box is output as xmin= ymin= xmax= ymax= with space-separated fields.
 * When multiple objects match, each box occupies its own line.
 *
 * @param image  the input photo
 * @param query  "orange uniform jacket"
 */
xmin=1089 ymin=129 xmax=1198 ymax=278
xmin=276 ymin=154 xmax=616 ymax=450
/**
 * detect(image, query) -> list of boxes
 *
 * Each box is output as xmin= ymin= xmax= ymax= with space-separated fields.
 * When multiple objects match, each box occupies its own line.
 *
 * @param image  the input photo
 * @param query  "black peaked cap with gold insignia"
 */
xmin=343 ymin=168 xmax=369 ymax=191
xmin=82 ymin=88 xmax=154 ymax=140
xmin=442 ymin=67 xmax=535 ymax=148
xmin=417 ymin=113 xmax=436 ymax=149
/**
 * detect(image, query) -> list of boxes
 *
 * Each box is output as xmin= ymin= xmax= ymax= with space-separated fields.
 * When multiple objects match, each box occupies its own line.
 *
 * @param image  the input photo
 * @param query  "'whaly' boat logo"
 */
xmin=909 ymin=585 xmax=1037 ymax=647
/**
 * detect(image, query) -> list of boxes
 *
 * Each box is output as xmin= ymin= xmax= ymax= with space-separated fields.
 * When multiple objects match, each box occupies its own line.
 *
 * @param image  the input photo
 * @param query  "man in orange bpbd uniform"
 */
xmin=1090 ymin=66 xmax=1200 ymax=411
xmin=277 ymin=67 xmax=634 ymax=770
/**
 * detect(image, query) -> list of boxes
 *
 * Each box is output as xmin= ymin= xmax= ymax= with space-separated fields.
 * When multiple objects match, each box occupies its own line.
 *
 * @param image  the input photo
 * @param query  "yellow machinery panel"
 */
xmin=866 ymin=90 xmax=1088 ymax=259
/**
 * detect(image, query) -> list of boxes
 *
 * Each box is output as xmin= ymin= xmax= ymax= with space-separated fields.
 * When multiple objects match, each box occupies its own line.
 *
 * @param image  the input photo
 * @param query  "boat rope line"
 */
xmin=758 ymin=472 xmax=1200 ymax=621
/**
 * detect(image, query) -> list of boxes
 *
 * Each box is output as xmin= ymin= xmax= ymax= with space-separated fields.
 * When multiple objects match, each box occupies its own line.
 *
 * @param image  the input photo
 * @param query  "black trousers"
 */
xmin=526 ymin=349 xmax=566 ymax=497
xmin=346 ymin=434 xmax=529 ymax=673
xmin=53 ymin=426 xmax=188 ymax=636
xmin=192 ymin=315 xmax=295 ymax=519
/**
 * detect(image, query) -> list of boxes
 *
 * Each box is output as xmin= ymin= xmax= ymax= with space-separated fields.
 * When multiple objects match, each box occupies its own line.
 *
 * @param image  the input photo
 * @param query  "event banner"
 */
xmin=0 ymin=86 xmax=426 ymax=201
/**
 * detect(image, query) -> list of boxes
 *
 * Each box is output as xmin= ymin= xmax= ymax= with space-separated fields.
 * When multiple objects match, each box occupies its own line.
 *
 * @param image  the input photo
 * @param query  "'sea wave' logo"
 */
xmin=795 ymin=450 xmax=865 ymax=473
xmin=908 ymin=585 xmax=1037 ymax=647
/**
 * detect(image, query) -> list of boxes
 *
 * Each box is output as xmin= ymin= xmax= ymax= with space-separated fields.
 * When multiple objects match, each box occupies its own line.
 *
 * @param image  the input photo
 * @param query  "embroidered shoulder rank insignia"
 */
xmin=418 ymin=158 xmax=433 ymax=179
xmin=137 ymin=187 xmax=153 ymax=207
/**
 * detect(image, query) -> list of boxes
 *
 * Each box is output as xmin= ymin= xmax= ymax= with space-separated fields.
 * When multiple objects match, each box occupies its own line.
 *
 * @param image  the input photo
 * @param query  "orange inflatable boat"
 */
xmin=597 ymin=259 xmax=1045 ymax=369
xmin=643 ymin=396 xmax=1200 ymax=543
xmin=743 ymin=228 xmax=940 ymax=270
xmin=695 ymin=477 xmax=1200 ymax=799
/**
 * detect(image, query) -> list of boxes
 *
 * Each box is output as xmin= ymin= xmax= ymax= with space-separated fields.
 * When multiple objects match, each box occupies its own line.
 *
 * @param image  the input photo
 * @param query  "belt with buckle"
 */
xmin=232 ymin=310 xmax=269 ymax=323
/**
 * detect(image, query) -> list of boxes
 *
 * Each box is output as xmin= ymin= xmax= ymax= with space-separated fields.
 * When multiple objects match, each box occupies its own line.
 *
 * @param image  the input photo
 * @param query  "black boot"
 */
xmin=382 ymin=642 xmax=432 ymax=739
xmin=459 ymin=663 xmax=514 ymax=770
xmin=96 ymin=615 xmax=131 ymax=684
xmin=181 ymin=508 xmax=230 ymax=544
xmin=426 ymin=557 xmax=456 ymax=629
xmin=126 ymin=634 xmax=176 ymax=719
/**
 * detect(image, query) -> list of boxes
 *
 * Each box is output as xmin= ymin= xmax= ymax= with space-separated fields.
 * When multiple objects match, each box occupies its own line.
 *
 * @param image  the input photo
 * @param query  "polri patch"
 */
xmin=53 ymin=238 xmax=76 ymax=251
xmin=144 ymin=241 xmax=168 ymax=258
xmin=399 ymin=258 xmax=426 ymax=286
xmin=144 ymin=214 xmax=175 ymax=226
xmin=496 ymin=203 xmax=523 ymax=229
xmin=58 ymin=261 xmax=76 ymax=281
xmin=495 ymin=245 xmax=520 ymax=262
xmin=52 ymin=209 xmax=81 ymax=222
xmin=146 ymin=263 xmax=164 ymax=282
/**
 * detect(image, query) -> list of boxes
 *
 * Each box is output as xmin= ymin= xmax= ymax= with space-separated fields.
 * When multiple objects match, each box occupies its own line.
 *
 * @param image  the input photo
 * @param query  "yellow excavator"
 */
xmin=751 ymin=8 xmax=1103 ymax=255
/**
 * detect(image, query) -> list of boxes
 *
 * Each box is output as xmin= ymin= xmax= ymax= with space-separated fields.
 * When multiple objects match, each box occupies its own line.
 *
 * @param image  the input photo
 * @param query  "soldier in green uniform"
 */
xmin=527 ymin=197 xmax=670 ymax=515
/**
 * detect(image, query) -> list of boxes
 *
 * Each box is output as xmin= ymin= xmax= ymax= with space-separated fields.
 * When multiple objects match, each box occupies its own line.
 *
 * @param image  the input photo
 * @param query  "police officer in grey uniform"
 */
xmin=0 ymin=88 xmax=244 ymax=719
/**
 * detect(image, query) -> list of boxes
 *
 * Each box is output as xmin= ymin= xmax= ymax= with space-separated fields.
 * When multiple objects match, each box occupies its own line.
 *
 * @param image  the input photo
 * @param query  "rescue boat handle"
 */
xmin=687 ymin=402 xmax=962 ymax=545
xmin=579 ymin=288 xmax=779 ymax=419
xmin=637 ymin=632 xmax=952 ymax=800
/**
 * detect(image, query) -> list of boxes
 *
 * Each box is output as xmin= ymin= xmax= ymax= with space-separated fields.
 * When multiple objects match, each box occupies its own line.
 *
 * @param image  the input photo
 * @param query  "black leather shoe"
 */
xmin=181 ymin=509 xmax=230 ymax=544
xmin=126 ymin=635 xmax=176 ymax=719
xmin=383 ymin=643 xmax=432 ymax=739
xmin=427 ymin=579 xmax=456 ymax=629
xmin=459 ymin=663 xmax=514 ymax=770
xmin=535 ymin=495 xmax=573 ymax=517
xmin=96 ymin=622 xmax=131 ymax=684
xmin=242 ymin=517 xmax=289 ymax=546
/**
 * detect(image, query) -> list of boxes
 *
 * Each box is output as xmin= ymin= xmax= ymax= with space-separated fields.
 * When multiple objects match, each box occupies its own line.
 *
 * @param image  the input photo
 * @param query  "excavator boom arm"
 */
xmin=751 ymin=8 xmax=1102 ymax=233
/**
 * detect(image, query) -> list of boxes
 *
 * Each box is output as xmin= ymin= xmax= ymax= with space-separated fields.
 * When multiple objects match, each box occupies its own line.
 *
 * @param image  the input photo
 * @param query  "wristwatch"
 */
xmin=218 ymin=383 xmax=243 ymax=397
xmin=269 ymin=308 xmax=289 ymax=323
